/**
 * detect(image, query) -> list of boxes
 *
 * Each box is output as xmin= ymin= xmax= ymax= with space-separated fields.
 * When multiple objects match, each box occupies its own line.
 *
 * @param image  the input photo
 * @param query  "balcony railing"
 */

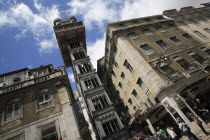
xmin=164 ymin=70 xmax=184 ymax=82
xmin=54 ymin=22 xmax=84 ymax=32
xmin=184 ymin=63 xmax=201 ymax=75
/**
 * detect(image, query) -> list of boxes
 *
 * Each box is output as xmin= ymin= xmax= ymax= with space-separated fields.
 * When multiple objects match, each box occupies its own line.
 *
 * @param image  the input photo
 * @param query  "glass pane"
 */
xmin=39 ymin=95 xmax=44 ymax=103
xmin=14 ymin=103 xmax=20 ymax=116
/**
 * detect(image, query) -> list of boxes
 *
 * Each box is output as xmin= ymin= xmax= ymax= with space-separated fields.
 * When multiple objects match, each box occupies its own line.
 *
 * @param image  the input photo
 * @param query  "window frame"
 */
xmin=136 ymin=77 xmax=149 ymax=94
xmin=140 ymin=44 xmax=156 ymax=56
xmin=5 ymin=98 xmax=21 ymax=121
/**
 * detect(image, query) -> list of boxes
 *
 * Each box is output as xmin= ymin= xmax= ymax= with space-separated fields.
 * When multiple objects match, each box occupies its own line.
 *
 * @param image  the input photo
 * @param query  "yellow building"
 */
xmin=98 ymin=6 xmax=210 ymax=137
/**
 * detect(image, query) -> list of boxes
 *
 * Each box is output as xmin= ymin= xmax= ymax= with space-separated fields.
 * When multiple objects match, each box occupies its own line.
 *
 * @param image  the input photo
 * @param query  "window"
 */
xmin=204 ymin=28 xmax=210 ymax=33
xmin=133 ymin=21 xmax=139 ymax=24
xmin=182 ymin=33 xmax=195 ymax=42
xmin=113 ymin=61 xmax=118 ymax=68
xmin=84 ymin=77 xmax=100 ymax=90
xmin=7 ymin=135 xmax=21 ymax=140
xmin=194 ymin=31 xmax=206 ymax=38
xmin=118 ymin=82 xmax=126 ymax=93
xmin=168 ymin=23 xmax=178 ymax=30
xmin=187 ymin=51 xmax=206 ymax=64
xmin=92 ymin=94 xmax=109 ymax=110
xmin=156 ymin=26 xmax=166 ymax=32
xmin=140 ymin=44 xmax=156 ymax=55
xmin=102 ymin=119 xmax=120 ymax=135
xmin=13 ymin=77 xmax=21 ymax=82
xmin=142 ymin=29 xmax=153 ymax=36
xmin=137 ymin=77 xmax=149 ymax=94
xmin=69 ymin=42 xmax=80 ymax=49
xmin=200 ymin=46 xmax=210 ymax=55
xmin=132 ymin=89 xmax=142 ymax=103
xmin=37 ymin=89 xmax=51 ymax=109
xmin=41 ymin=122 xmax=58 ymax=140
xmin=170 ymin=36 xmax=184 ymax=46
xmin=111 ymin=70 xmax=116 ymax=77
xmin=6 ymin=98 xmax=21 ymax=120
xmin=198 ymin=18 xmax=208 ymax=23
xmin=119 ymin=23 xmax=126 ymax=28
xmin=189 ymin=19 xmax=199 ymax=24
xmin=128 ymin=98 xmax=136 ymax=110
xmin=145 ymin=18 xmax=151 ymax=22
xmin=156 ymin=40 xmax=170 ymax=50
xmin=39 ymin=69 xmax=47 ymax=77
xmin=121 ymin=72 xmax=129 ymax=85
xmin=173 ymin=56 xmax=190 ymax=71
xmin=73 ymin=51 xmax=86 ymax=60
xmin=127 ymin=32 xmax=139 ymax=40
xmin=179 ymin=22 xmax=190 ymax=28
xmin=123 ymin=60 xmax=133 ymax=73
xmin=78 ymin=62 xmax=92 ymax=74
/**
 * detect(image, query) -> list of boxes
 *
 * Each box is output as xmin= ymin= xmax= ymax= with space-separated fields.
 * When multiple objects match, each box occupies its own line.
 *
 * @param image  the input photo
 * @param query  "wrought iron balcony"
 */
xmin=164 ymin=70 xmax=184 ymax=82
xmin=183 ymin=63 xmax=201 ymax=75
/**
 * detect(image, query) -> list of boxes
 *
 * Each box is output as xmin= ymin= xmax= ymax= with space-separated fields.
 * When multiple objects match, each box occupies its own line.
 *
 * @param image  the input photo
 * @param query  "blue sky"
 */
xmin=0 ymin=0 xmax=209 ymax=91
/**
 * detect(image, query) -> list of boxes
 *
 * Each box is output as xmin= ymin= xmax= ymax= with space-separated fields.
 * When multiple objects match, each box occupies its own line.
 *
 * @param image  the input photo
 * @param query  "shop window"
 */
xmin=84 ymin=77 xmax=99 ymax=90
xmin=102 ymin=119 xmax=120 ymax=136
xmin=137 ymin=77 xmax=149 ymax=94
xmin=182 ymin=33 xmax=195 ymax=42
xmin=156 ymin=40 xmax=170 ymax=50
xmin=127 ymin=32 xmax=139 ymax=40
xmin=5 ymin=98 xmax=21 ymax=120
xmin=140 ymin=44 xmax=156 ymax=56
xmin=37 ymin=89 xmax=52 ymax=109
xmin=123 ymin=60 xmax=133 ymax=73
xmin=194 ymin=31 xmax=207 ymax=38
xmin=142 ymin=29 xmax=153 ymax=36
xmin=41 ymin=122 xmax=58 ymax=140
xmin=170 ymin=36 xmax=184 ymax=46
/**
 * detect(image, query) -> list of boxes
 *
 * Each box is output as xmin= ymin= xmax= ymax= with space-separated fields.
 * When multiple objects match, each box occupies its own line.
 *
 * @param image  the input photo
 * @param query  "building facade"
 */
xmin=98 ymin=6 xmax=210 ymax=137
xmin=0 ymin=64 xmax=81 ymax=140
xmin=53 ymin=17 xmax=125 ymax=140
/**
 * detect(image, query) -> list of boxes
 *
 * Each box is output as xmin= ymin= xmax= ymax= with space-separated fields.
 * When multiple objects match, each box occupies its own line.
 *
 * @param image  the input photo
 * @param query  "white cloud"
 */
xmin=68 ymin=72 xmax=75 ymax=83
xmin=87 ymin=35 xmax=105 ymax=69
xmin=0 ymin=1 xmax=60 ymax=53
xmin=67 ymin=0 xmax=210 ymax=69
xmin=27 ymin=65 xmax=33 ymax=69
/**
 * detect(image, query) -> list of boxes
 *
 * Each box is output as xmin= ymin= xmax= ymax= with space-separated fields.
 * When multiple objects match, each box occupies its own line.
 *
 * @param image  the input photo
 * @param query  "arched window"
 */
xmin=37 ymin=89 xmax=51 ymax=109
xmin=6 ymin=98 xmax=21 ymax=120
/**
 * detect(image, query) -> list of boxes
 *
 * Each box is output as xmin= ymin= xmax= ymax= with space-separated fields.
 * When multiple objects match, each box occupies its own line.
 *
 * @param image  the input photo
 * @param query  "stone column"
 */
xmin=146 ymin=119 xmax=156 ymax=135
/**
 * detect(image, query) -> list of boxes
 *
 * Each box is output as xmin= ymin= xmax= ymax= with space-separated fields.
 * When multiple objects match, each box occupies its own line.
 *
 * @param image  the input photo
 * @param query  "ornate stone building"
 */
xmin=98 ymin=5 xmax=210 ymax=138
xmin=53 ymin=17 xmax=125 ymax=140
xmin=0 ymin=64 xmax=82 ymax=140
